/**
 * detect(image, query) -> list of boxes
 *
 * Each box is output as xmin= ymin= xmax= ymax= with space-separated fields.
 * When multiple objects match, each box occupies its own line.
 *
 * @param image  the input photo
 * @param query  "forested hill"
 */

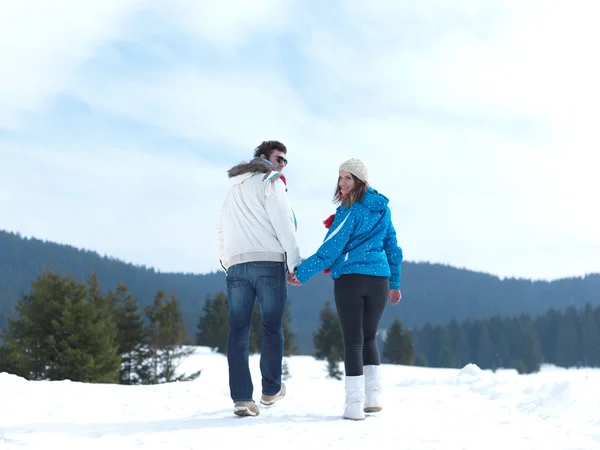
xmin=1 ymin=230 xmax=599 ymax=354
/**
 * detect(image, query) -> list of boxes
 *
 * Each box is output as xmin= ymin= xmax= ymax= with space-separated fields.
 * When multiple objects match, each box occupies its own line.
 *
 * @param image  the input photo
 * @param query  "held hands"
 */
xmin=389 ymin=289 xmax=401 ymax=304
xmin=287 ymin=272 xmax=301 ymax=286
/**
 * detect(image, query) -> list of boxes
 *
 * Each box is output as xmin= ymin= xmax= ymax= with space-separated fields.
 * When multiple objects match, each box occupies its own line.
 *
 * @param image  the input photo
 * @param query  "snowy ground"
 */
xmin=1 ymin=347 xmax=599 ymax=449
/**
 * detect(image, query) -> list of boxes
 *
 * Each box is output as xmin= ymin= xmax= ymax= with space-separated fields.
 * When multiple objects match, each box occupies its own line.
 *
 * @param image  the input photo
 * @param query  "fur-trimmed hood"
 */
xmin=228 ymin=159 xmax=273 ymax=178
xmin=227 ymin=158 xmax=286 ymax=188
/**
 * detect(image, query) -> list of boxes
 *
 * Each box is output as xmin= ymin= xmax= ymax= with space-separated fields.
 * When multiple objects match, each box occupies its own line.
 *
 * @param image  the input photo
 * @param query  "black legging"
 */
xmin=334 ymin=274 xmax=390 ymax=376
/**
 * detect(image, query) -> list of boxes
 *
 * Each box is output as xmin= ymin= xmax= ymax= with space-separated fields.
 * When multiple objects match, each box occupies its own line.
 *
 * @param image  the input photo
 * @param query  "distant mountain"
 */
xmin=1 ymin=230 xmax=599 ymax=354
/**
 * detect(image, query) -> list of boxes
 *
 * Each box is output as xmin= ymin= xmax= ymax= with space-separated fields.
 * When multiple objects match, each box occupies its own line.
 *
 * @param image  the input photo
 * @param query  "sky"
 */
xmin=1 ymin=0 xmax=599 ymax=281
xmin=1 ymin=348 xmax=600 ymax=448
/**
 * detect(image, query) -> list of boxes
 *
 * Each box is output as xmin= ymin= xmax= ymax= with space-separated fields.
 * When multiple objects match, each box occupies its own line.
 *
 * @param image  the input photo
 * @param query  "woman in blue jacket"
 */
xmin=292 ymin=158 xmax=403 ymax=421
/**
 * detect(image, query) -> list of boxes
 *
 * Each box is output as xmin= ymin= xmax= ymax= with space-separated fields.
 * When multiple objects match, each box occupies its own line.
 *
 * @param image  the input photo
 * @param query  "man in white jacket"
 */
xmin=214 ymin=140 xmax=302 ymax=417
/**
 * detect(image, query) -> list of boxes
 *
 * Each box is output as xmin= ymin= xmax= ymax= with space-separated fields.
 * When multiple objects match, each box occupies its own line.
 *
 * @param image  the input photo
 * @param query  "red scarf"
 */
xmin=322 ymin=214 xmax=335 ymax=274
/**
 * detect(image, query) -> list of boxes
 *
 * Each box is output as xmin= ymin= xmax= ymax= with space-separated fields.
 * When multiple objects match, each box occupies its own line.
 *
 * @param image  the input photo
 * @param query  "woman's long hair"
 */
xmin=333 ymin=174 xmax=368 ymax=207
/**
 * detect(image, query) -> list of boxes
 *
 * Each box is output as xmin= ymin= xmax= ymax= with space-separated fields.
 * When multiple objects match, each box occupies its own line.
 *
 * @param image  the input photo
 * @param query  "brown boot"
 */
xmin=260 ymin=382 xmax=286 ymax=406
xmin=234 ymin=400 xmax=260 ymax=417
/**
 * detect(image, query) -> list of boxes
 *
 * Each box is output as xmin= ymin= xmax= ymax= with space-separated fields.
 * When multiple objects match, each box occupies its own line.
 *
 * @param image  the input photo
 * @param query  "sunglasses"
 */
xmin=275 ymin=155 xmax=288 ymax=166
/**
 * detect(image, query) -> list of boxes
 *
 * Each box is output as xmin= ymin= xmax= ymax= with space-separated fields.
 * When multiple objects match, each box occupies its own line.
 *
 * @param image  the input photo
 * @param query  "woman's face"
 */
xmin=338 ymin=170 xmax=355 ymax=196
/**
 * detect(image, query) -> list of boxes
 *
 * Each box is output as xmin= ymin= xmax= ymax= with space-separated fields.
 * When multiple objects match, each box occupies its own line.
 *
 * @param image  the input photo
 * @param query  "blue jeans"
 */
xmin=225 ymin=261 xmax=287 ymax=402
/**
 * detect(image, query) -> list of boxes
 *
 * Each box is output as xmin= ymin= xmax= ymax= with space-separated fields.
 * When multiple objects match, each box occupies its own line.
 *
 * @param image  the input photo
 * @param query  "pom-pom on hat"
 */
xmin=339 ymin=158 xmax=368 ymax=183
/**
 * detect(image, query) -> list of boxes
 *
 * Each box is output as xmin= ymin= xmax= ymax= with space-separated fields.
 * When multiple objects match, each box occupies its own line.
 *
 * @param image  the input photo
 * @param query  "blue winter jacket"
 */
xmin=295 ymin=187 xmax=403 ymax=289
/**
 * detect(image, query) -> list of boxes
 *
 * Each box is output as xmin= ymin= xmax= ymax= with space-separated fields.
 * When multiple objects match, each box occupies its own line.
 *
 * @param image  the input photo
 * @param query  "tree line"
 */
xmin=305 ymin=301 xmax=600 ymax=377
xmin=3 ymin=269 xmax=600 ymax=384
xmin=4 ymin=229 xmax=600 ymax=356
xmin=410 ymin=303 xmax=600 ymax=373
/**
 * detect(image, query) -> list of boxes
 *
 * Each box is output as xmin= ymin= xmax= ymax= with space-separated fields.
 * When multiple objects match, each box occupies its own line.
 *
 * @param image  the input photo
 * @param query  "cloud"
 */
xmin=164 ymin=0 xmax=297 ymax=46
xmin=1 ymin=0 xmax=599 ymax=280
xmin=0 ymin=0 xmax=146 ymax=129
xmin=296 ymin=0 xmax=600 ymax=142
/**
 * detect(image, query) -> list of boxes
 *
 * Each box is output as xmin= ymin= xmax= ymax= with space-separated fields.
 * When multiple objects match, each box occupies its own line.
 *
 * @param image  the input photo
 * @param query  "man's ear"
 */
xmin=259 ymin=154 xmax=266 ymax=159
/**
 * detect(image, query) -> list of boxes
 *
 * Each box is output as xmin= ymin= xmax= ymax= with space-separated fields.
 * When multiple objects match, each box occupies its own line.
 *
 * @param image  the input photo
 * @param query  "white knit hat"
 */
xmin=339 ymin=158 xmax=368 ymax=183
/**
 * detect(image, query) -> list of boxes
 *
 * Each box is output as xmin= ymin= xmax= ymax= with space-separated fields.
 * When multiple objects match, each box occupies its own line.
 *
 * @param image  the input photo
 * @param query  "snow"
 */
xmin=1 ymin=347 xmax=600 ymax=449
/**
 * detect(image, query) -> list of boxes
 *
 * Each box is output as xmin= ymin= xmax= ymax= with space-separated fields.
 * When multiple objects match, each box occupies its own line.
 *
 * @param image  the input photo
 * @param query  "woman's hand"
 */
xmin=287 ymin=272 xmax=301 ymax=286
xmin=389 ymin=289 xmax=402 ymax=304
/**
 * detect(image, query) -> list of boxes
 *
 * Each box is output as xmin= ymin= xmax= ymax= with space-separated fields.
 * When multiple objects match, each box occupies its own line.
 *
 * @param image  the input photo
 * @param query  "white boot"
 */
xmin=343 ymin=375 xmax=365 ymax=420
xmin=364 ymin=365 xmax=382 ymax=412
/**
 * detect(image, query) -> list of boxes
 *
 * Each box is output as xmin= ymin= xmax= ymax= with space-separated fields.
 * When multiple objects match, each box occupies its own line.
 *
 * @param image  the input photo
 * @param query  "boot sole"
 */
xmin=260 ymin=391 xmax=285 ymax=406
xmin=343 ymin=415 xmax=365 ymax=421
xmin=234 ymin=407 xmax=259 ymax=417
xmin=364 ymin=406 xmax=382 ymax=413
xmin=260 ymin=386 xmax=286 ymax=406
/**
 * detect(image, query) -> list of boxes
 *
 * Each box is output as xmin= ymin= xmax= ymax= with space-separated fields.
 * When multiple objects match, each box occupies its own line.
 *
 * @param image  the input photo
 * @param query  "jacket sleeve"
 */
xmin=214 ymin=204 xmax=228 ymax=271
xmin=264 ymin=177 xmax=302 ymax=272
xmin=383 ymin=210 xmax=403 ymax=290
xmin=294 ymin=209 xmax=356 ymax=284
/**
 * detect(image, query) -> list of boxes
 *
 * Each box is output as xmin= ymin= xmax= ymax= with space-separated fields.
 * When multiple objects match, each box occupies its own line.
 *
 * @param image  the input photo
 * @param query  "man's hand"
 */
xmin=389 ymin=289 xmax=401 ymax=304
xmin=287 ymin=272 xmax=301 ymax=286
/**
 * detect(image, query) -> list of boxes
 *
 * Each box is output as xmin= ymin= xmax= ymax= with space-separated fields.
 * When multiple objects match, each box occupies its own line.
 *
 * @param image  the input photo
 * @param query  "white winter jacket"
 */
xmin=214 ymin=159 xmax=302 ymax=273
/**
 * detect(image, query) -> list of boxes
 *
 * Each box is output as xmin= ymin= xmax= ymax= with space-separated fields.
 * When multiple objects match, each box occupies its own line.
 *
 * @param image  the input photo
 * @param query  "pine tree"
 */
xmin=107 ymin=283 xmax=146 ymax=384
xmin=211 ymin=292 xmax=230 ymax=354
xmin=474 ymin=321 xmax=494 ymax=369
xmin=326 ymin=348 xmax=344 ymax=379
xmin=580 ymin=303 xmax=600 ymax=367
xmin=2 ymin=271 xmax=121 ymax=383
xmin=438 ymin=346 xmax=455 ymax=368
xmin=448 ymin=320 xmax=471 ymax=367
xmin=195 ymin=292 xmax=229 ymax=354
xmin=9 ymin=271 xmax=73 ymax=379
xmin=556 ymin=306 xmax=581 ymax=367
xmin=383 ymin=318 xmax=414 ymax=365
xmin=76 ymin=273 xmax=121 ymax=382
xmin=52 ymin=274 xmax=121 ymax=383
xmin=412 ymin=323 xmax=432 ymax=366
xmin=144 ymin=290 xmax=200 ymax=384
xmin=283 ymin=300 xmax=297 ymax=356
xmin=313 ymin=301 xmax=343 ymax=361
xmin=414 ymin=354 xmax=429 ymax=367
xmin=196 ymin=296 xmax=216 ymax=348
xmin=534 ymin=309 xmax=560 ymax=365
xmin=282 ymin=359 xmax=291 ymax=380
xmin=518 ymin=327 xmax=542 ymax=374
xmin=496 ymin=335 xmax=510 ymax=369
xmin=429 ymin=325 xmax=451 ymax=367
xmin=515 ymin=360 xmax=527 ymax=374
xmin=0 ymin=340 xmax=27 ymax=378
